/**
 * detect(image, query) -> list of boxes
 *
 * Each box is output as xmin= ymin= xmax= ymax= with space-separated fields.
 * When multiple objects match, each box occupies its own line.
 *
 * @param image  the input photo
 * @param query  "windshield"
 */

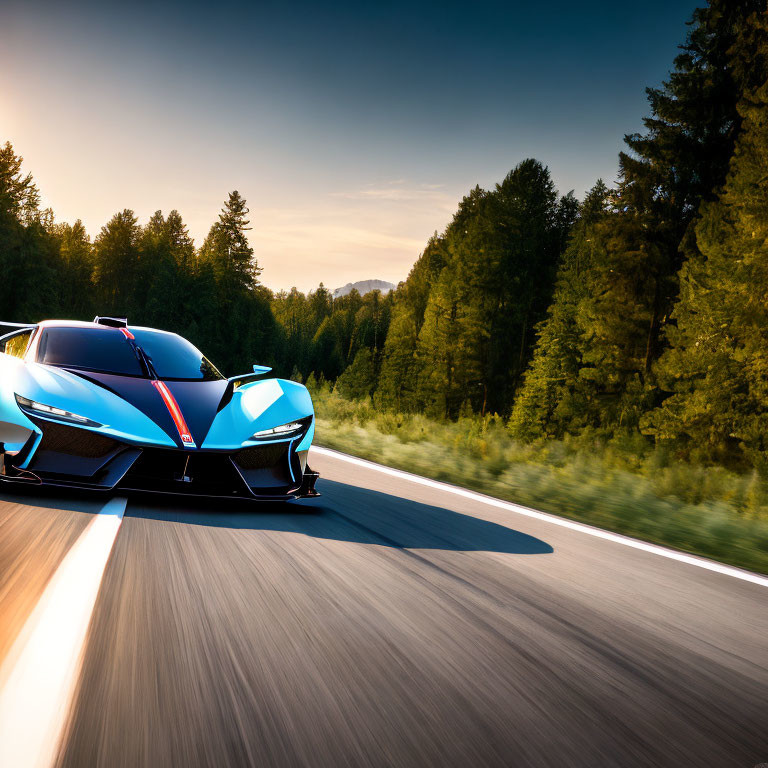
xmin=132 ymin=329 xmax=224 ymax=380
xmin=37 ymin=327 xmax=224 ymax=381
xmin=38 ymin=327 xmax=143 ymax=375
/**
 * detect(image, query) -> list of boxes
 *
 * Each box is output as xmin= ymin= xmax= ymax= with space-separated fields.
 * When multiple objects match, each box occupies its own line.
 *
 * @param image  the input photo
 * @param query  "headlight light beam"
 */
xmin=15 ymin=394 xmax=102 ymax=428
xmin=251 ymin=421 xmax=304 ymax=440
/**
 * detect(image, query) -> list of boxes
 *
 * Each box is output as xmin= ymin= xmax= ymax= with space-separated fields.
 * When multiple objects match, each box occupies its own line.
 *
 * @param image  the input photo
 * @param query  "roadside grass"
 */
xmin=309 ymin=384 xmax=768 ymax=575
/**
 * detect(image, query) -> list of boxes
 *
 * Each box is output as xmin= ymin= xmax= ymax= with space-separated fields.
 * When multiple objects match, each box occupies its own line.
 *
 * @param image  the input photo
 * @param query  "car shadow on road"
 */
xmin=125 ymin=478 xmax=553 ymax=555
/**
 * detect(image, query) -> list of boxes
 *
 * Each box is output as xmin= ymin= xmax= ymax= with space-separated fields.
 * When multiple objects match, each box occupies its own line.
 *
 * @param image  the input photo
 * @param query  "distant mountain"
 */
xmin=332 ymin=279 xmax=395 ymax=299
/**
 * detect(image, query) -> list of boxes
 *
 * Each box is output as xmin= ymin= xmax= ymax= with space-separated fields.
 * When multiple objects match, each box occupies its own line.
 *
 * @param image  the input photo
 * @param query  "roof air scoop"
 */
xmin=93 ymin=316 xmax=128 ymax=328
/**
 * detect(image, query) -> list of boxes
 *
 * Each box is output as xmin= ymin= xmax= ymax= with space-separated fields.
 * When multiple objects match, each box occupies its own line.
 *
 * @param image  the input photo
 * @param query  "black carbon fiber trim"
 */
xmin=234 ymin=443 xmax=288 ymax=470
xmin=35 ymin=419 xmax=120 ymax=459
xmin=121 ymin=449 xmax=252 ymax=497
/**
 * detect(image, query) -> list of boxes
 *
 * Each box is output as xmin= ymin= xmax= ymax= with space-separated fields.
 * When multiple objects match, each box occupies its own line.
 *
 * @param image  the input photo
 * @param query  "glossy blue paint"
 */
xmin=0 ymin=353 xmax=41 ymax=454
xmin=296 ymin=418 xmax=315 ymax=452
xmin=202 ymin=378 xmax=314 ymax=450
xmin=3 ymin=365 xmax=316 ymax=454
xmin=16 ymin=362 xmax=177 ymax=448
xmin=1 ymin=321 xmax=316 ymax=475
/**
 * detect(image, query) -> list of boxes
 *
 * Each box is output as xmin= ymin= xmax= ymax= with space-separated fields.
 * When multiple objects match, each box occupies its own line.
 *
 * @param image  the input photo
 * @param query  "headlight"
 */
xmin=15 ymin=394 xmax=102 ymax=428
xmin=251 ymin=421 xmax=304 ymax=440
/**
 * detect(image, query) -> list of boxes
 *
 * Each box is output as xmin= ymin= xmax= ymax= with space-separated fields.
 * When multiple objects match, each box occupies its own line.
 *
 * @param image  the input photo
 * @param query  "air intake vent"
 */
xmin=36 ymin=420 xmax=119 ymax=458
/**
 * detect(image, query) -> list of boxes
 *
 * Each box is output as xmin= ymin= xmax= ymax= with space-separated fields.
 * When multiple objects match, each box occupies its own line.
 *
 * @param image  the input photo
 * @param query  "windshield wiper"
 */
xmin=130 ymin=343 xmax=158 ymax=380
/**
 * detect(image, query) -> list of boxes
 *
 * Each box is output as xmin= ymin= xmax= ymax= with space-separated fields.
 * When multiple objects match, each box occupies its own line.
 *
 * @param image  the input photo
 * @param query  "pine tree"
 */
xmin=0 ymin=143 xmax=45 ymax=319
xmin=376 ymin=235 xmax=449 ymax=411
xmin=200 ymin=190 xmax=260 ymax=293
xmin=349 ymin=290 xmax=392 ymax=357
xmin=139 ymin=210 xmax=195 ymax=329
xmin=412 ymin=160 xmax=570 ymax=418
xmin=581 ymin=0 xmax=768 ymax=430
xmin=196 ymin=191 xmax=274 ymax=373
xmin=272 ymin=287 xmax=313 ymax=376
xmin=338 ymin=289 xmax=365 ymax=356
xmin=311 ymin=313 xmax=346 ymax=380
xmin=622 ymin=0 xmax=767 ymax=223
xmin=510 ymin=181 xmax=610 ymax=439
xmin=92 ymin=209 xmax=142 ymax=316
xmin=414 ymin=245 xmax=479 ymax=418
xmin=186 ymin=259 xmax=219 ymax=363
xmin=135 ymin=211 xmax=170 ymax=320
xmin=162 ymin=209 xmax=197 ymax=330
xmin=644 ymin=74 xmax=768 ymax=468
xmin=12 ymin=218 xmax=61 ymax=320
xmin=336 ymin=347 xmax=378 ymax=400
xmin=166 ymin=209 xmax=196 ymax=270
xmin=0 ymin=142 xmax=39 ymax=221
xmin=0 ymin=146 xmax=72 ymax=322
xmin=309 ymin=283 xmax=333 ymax=329
xmin=574 ymin=208 xmax=666 ymax=431
xmin=54 ymin=220 xmax=94 ymax=319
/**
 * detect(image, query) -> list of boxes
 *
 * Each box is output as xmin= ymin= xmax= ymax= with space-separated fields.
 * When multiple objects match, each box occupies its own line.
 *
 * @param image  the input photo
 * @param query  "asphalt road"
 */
xmin=1 ymin=449 xmax=767 ymax=768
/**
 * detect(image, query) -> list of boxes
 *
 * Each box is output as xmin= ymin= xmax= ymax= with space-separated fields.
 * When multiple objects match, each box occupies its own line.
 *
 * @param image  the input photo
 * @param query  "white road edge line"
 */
xmin=311 ymin=446 xmax=768 ymax=589
xmin=0 ymin=496 xmax=127 ymax=768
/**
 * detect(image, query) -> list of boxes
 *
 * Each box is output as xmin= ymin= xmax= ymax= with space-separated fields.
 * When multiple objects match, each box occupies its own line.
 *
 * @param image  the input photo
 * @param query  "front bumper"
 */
xmin=0 ymin=419 xmax=320 ymax=500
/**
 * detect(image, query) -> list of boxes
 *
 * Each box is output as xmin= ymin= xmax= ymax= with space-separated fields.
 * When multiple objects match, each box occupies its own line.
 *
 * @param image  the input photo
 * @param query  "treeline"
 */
xmin=331 ymin=0 xmax=768 ymax=471
xmin=510 ymin=0 xmax=768 ymax=470
xmin=278 ymin=158 xmax=578 ymax=412
xmin=2 ymin=0 xmax=768 ymax=472
xmin=0 ymin=140 xmax=395 ymax=381
xmin=0 ymin=155 xmax=279 ymax=375
xmin=272 ymin=285 xmax=393 ymax=385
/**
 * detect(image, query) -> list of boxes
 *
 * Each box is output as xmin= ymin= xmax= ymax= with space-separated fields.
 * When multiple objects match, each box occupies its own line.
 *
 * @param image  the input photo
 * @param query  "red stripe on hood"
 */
xmin=152 ymin=380 xmax=196 ymax=447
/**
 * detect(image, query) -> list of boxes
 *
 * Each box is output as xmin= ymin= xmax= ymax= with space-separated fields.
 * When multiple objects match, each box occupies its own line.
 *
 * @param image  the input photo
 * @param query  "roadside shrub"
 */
xmin=308 ymin=385 xmax=768 ymax=573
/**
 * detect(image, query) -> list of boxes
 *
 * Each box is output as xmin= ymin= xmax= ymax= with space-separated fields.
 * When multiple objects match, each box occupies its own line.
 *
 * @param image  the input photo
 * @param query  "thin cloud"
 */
xmin=331 ymin=181 xmax=451 ymax=204
xmin=252 ymin=207 xmax=424 ymax=251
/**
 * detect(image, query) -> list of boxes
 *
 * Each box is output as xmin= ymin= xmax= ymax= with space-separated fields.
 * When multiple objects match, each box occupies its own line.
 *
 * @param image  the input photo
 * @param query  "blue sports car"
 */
xmin=0 ymin=317 xmax=319 ymax=500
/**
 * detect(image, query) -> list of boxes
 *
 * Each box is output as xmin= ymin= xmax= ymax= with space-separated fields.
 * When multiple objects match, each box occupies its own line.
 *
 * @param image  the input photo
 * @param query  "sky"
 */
xmin=1 ymin=0 xmax=700 ymax=293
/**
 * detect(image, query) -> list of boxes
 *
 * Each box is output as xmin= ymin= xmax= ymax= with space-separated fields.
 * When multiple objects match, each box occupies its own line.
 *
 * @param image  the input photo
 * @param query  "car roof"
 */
xmin=37 ymin=320 xmax=100 ymax=329
xmin=36 ymin=320 xmax=178 ymax=337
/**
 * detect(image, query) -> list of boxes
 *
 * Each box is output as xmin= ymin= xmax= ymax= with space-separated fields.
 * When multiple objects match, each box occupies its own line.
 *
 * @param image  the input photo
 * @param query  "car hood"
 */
xmin=15 ymin=364 xmax=314 ymax=451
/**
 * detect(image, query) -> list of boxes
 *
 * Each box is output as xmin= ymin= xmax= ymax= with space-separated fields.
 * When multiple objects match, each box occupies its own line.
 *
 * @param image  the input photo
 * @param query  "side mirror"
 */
xmin=230 ymin=364 xmax=274 ymax=390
